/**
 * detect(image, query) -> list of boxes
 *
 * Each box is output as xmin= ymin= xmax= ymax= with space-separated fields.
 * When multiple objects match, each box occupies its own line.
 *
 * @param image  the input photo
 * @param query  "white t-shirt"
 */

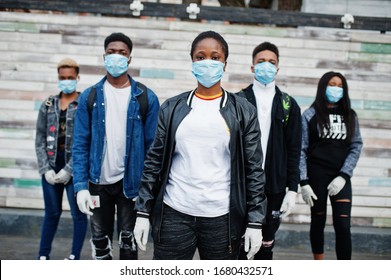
xmin=100 ymin=81 xmax=130 ymax=184
xmin=164 ymin=94 xmax=231 ymax=217
xmin=253 ymin=79 xmax=276 ymax=169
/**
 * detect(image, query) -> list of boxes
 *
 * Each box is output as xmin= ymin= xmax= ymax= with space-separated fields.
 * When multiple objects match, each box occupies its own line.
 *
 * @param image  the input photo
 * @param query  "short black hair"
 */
xmin=252 ymin=42 xmax=279 ymax=62
xmin=104 ymin=32 xmax=133 ymax=53
xmin=190 ymin=30 xmax=229 ymax=60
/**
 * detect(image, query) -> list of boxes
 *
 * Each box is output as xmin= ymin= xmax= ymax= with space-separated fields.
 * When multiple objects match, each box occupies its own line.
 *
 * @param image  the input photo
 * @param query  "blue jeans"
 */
xmin=89 ymin=180 xmax=137 ymax=260
xmin=153 ymin=204 xmax=240 ymax=260
xmin=38 ymin=175 xmax=88 ymax=260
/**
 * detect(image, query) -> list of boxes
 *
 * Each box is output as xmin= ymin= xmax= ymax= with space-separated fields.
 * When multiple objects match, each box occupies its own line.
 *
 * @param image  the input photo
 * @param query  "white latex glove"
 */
xmin=76 ymin=190 xmax=94 ymax=216
xmin=244 ymin=227 xmax=262 ymax=259
xmin=134 ymin=216 xmax=150 ymax=251
xmin=301 ymin=184 xmax=318 ymax=207
xmin=280 ymin=191 xmax=297 ymax=218
xmin=327 ymin=176 xmax=346 ymax=196
xmin=44 ymin=170 xmax=56 ymax=185
xmin=54 ymin=169 xmax=72 ymax=185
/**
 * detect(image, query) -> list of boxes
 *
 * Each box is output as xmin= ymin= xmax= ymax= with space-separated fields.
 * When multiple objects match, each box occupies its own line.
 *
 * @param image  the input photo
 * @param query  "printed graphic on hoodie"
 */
xmin=319 ymin=114 xmax=347 ymax=140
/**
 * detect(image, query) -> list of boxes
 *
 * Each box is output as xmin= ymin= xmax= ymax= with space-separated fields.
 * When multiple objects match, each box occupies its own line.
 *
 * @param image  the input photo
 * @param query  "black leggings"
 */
xmin=308 ymin=164 xmax=352 ymax=260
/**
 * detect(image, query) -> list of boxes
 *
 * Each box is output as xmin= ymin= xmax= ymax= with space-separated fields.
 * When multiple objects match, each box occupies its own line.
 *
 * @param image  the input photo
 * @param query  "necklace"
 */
xmin=113 ymin=79 xmax=129 ymax=88
xmin=119 ymin=79 xmax=130 ymax=88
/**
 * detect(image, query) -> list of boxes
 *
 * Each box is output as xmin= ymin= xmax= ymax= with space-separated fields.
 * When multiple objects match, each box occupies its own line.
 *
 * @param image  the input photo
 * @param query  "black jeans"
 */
xmin=153 ymin=204 xmax=240 ymax=260
xmin=89 ymin=180 xmax=137 ymax=260
xmin=308 ymin=163 xmax=352 ymax=260
xmin=238 ymin=192 xmax=285 ymax=260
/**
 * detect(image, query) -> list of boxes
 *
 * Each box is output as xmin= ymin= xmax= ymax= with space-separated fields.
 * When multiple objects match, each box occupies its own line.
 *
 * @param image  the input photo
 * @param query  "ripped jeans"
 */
xmin=238 ymin=192 xmax=285 ymax=260
xmin=308 ymin=163 xmax=352 ymax=260
xmin=88 ymin=180 xmax=137 ymax=260
xmin=256 ymin=192 xmax=285 ymax=259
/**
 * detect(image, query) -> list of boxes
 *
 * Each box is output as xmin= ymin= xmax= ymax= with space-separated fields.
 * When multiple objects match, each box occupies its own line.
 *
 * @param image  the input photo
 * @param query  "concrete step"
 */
xmin=1 ymin=207 xmax=390 ymax=258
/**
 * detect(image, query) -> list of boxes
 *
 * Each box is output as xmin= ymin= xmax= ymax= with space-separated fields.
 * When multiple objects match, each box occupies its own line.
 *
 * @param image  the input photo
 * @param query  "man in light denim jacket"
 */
xmin=72 ymin=33 xmax=160 ymax=260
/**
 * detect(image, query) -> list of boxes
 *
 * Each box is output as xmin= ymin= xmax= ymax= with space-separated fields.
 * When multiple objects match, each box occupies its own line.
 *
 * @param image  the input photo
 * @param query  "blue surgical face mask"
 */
xmin=326 ymin=86 xmax=344 ymax=103
xmin=58 ymin=80 xmax=77 ymax=94
xmin=254 ymin=62 xmax=277 ymax=85
xmin=104 ymin=54 xmax=129 ymax=78
xmin=192 ymin=60 xmax=225 ymax=88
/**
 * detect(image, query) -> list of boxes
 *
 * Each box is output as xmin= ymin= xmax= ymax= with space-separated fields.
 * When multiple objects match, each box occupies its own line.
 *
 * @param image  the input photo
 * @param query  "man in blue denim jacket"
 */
xmin=72 ymin=33 xmax=160 ymax=260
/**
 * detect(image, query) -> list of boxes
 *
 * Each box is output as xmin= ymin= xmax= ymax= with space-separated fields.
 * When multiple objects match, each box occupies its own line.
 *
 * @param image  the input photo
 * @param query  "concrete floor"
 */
xmin=0 ymin=234 xmax=389 ymax=260
xmin=0 ymin=207 xmax=390 ymax=260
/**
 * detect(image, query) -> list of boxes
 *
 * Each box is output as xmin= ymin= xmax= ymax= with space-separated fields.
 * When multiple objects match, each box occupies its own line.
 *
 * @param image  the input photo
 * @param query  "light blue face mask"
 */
xmin=192 ymin=60 xmax=225 ymax=88
xmin=104 ymin=54 xmax=129 ymax=78
xmin=326 ymin=86 xmax=344 ymax=103
xmin=58 ymin=80 xmax=77 ymax=94
xmin=254 ymin=62 xmax=277 ymax=85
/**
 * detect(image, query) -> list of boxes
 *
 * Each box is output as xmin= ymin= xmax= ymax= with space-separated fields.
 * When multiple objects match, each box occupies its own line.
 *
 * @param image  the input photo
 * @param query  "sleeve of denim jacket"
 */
xmin=135 ymin=100 xmax=168 ymax=214
xmin=299 ymin=107 xmax=315 ymax=184
xmin=35 ymin=100 xmax=51 ymax=175
xmin=242 ymin=101 xmax=267 ymax=225
xmin=340 ymin=113 xmax=363 ymax=178
xmin=72 ymin=88 xmax=92 ymax=193
xmin=62 ymin=103 xmax=77 ymax=175
xmin=143 ymin=88 xmax=160 ymax=155
xmin=63 ymin=160 xmax=72 ymax=175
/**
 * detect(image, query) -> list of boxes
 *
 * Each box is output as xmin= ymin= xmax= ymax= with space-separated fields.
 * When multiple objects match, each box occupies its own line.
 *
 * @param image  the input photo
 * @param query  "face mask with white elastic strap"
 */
xmin=192 ymin=60 xmax=225 ymax=88
xmin=58 ymin=80 xmax=77 ymax=94
xmin=104 ymin=54 xmax=130 ymax=78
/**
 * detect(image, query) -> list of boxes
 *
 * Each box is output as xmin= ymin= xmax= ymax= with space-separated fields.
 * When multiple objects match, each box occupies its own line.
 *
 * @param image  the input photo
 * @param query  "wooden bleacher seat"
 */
xmin=0 ymin=10 xmax=390 ymax=228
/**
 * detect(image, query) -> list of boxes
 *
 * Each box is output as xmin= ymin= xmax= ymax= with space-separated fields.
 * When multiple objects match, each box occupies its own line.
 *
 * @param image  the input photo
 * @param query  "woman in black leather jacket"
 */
xmin=134 ymin=31 xmax=267 ymax=260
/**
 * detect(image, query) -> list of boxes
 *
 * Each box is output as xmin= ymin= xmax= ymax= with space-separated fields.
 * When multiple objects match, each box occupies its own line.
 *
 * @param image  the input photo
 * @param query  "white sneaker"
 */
xmin=39 ymin=256 xmax=47 ymax=260
xmin=64 ymin=254 xmax=76 ymax=260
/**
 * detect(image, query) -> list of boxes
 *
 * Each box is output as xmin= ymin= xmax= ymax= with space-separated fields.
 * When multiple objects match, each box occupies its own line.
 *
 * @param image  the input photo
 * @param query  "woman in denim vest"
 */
xmin=35 ymin=58 xmax=88 ymax=260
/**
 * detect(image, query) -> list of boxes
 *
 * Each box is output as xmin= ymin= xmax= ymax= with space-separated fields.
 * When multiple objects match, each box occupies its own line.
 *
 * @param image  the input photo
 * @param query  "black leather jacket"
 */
xmin=136 ymin=89 xmax=267 ymax=245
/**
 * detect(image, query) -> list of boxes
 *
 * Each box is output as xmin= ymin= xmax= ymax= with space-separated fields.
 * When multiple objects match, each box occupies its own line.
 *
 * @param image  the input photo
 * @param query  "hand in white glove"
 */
xmin=76 ymin=190 xmax=94 ymax=216
xmin=44 ymin=170 xmax=56 ymax=185
xmin=327 ymin=176 xmax=346 ymax=196
xmin=280 ymin=191 xmax=297 ymax=218
xmin=54 ymin=169 xmax=72 ymax=185
xmin=301 ymin=184 xmax=318 ymax=207
xmin=244 ymin=227 xmax=262 ymax=259
xmin=134 ymin=216 xmax=150 ymax=251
